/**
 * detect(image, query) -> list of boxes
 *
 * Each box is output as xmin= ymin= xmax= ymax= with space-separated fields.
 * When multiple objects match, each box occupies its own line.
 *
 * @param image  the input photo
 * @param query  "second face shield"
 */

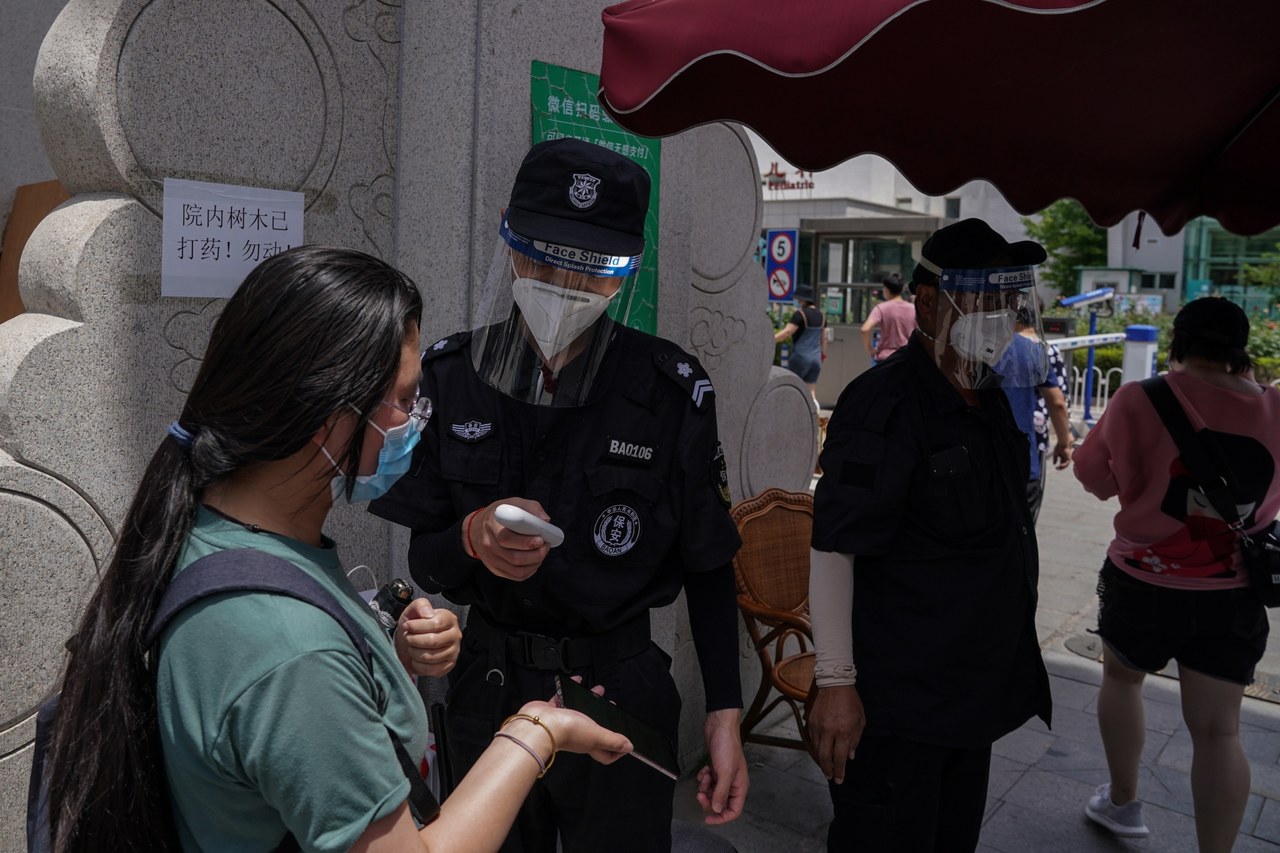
xmin=932 ymin=266 xmax=1048 ymax=390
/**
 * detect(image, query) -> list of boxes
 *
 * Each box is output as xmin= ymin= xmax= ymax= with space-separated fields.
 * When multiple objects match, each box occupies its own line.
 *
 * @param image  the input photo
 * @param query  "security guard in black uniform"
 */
xmin=370 ymin=139 xmax=748 ymax=852
xmin=806 ymin=219 xmax=1053 ymax=853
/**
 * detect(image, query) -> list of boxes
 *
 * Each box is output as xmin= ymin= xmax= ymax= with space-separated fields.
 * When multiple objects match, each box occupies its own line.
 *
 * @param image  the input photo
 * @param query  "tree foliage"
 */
xmin=1021 ymin=199 xmax=1107 ymax=297
xmin=1241 ymin=242 xmax=1280 ymax=292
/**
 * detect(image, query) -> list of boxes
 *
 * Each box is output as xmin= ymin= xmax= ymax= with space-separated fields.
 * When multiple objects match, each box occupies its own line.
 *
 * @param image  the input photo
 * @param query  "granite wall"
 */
xmin=0 ymin=0 xmax=816 ymax=844
xmin=0 ymin=0 xmax=67 ymax=239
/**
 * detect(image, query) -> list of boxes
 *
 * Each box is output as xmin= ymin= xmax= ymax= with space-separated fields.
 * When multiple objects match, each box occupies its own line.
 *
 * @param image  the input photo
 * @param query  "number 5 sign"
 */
xmin=764 ymin=229 xmax=798 ymax=302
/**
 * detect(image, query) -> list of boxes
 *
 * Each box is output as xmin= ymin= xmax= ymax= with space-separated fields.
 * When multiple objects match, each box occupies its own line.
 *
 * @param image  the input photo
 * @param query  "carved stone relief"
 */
xmin=0 ymin=1 xmax=403 ymax=843
xmin=688 ymin=123 xmax=817 ymax=504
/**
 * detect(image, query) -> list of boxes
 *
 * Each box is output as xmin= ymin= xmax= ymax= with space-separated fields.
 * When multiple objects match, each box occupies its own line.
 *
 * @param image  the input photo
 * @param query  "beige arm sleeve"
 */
xmin=809 ymin=548 xmax=856 ymax=687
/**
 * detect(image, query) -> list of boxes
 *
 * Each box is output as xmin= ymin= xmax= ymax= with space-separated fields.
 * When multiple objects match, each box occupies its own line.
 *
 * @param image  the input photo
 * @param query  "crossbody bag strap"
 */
xmin=147 ymin=549 xmax=440 ymax=831
xmin=1139 ymin=377 xmax=1244 ymax=531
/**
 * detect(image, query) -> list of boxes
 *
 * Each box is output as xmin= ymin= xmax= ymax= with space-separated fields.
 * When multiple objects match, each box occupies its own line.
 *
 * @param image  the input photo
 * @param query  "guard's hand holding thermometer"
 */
xmin=495 ymin=503 xmax=565 ymax=547
xmin=464 ymin=499 xmax=555 ymax=581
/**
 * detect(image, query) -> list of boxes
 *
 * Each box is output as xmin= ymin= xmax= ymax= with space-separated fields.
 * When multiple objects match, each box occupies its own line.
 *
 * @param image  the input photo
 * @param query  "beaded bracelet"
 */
xmin=494 ymin=731 xmax=547 ymax=776
xmin=500 ymin=713 xmax=558 ymax=776
xmin=463 ymin=510 xmax=479 ymax=559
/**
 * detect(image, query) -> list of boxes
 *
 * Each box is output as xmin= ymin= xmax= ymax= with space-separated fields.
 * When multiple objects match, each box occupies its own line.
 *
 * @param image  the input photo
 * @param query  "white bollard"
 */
xmin=1121 ymin=325 xmax=1159 ymax=385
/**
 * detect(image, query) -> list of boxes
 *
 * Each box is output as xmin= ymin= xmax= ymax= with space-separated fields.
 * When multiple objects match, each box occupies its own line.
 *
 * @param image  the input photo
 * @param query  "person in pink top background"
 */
xmin=859 ymin=273 xmax=917 ymax=364
xmin=1073 ymin=297 xmax=1280 ymax=851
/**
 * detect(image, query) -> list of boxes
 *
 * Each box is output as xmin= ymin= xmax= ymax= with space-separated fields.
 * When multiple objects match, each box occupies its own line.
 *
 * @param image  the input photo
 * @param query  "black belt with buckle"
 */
xmin=467 ymin=610 xmax=651 ymax=673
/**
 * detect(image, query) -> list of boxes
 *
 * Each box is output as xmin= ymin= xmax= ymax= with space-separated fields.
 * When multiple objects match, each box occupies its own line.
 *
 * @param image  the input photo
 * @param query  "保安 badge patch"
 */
xmin=594 ymin=504 xmax=641 ymax=557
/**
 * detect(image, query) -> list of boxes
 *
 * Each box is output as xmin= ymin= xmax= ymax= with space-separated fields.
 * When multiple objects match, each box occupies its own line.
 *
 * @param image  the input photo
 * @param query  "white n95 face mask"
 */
xmin=945 ymin=291 xmax=1017 ymax=367
xmin=511 ymin=277 xmax=614 ymax=361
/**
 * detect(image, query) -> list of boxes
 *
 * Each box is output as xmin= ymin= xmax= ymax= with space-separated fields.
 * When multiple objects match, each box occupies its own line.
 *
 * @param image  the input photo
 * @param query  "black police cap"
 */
xmin=506 ymin=138 xmax=650 ymax=257
xmin=913 ymin=218 xmax=1047 ymax=284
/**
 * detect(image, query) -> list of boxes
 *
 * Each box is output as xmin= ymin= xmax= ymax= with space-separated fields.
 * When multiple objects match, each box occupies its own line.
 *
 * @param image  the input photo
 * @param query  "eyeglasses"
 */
xmin=380 ymin=394 xmax=433 ymax=433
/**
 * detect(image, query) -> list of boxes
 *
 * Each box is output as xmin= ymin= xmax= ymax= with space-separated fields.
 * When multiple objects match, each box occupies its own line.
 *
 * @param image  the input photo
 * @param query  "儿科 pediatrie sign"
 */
xmin=161 ymin=178 xmax=305 ymax=298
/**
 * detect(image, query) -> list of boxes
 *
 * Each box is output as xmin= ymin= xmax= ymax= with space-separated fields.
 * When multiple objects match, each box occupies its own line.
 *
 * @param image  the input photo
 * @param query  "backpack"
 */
xmin=27 ymin=548 xmax=438 ymax=852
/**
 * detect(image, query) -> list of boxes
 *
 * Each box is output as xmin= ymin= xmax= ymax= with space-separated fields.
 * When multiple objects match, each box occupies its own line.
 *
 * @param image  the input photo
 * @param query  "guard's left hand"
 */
xmin=696 ymin=708 xmax=749 ymax=825
xmin=395 ymin=598 xmax=461 ymax=677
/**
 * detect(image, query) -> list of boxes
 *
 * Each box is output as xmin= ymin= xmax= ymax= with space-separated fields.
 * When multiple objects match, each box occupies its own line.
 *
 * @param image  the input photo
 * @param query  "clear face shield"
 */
xmin=922 ymin=266 xmax=1048 ymax=390
xmin=471 ymin=216 xmax=642 ymax=406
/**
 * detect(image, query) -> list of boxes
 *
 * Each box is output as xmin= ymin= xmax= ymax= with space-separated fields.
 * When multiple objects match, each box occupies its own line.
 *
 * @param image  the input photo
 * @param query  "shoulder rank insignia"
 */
xmin=656 ymin=349 xmax=714 ymax=411
xmin=422 ymin=331 xmax=470 ymax=362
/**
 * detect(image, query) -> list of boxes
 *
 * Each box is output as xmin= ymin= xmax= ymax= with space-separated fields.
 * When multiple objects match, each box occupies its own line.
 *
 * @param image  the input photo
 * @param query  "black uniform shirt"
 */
xmin=812 ymin=338 xmax=1052 ymax=748
xmin=370 ymin=325 xmax=741 ymax=637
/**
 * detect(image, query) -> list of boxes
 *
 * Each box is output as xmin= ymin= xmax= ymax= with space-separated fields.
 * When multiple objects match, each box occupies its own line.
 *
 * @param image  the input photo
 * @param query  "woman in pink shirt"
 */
xmin=859 ymin=272 xmax=917 ymax=363
xmin=1074 ymin=298 xmax=1279 ymax=851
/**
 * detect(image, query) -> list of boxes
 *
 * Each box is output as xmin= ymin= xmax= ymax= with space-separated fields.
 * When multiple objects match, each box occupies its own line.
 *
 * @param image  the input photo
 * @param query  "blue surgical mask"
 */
xmin=324 ymin=407 xmax=422 ymax=504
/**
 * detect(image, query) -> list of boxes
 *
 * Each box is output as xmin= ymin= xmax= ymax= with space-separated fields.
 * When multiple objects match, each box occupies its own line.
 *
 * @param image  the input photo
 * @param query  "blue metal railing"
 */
xmin=1049 ymin=332 xmax=1128 ymax=420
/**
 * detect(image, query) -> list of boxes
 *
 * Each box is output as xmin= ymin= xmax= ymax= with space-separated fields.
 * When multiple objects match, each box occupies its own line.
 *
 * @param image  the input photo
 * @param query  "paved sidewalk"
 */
xmin=672 ymin=465 xmax=1280 ymax=851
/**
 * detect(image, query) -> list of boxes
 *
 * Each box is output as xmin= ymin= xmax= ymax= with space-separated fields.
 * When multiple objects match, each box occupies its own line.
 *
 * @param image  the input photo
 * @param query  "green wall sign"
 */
xmin=530 ymin=60 xmax=660 ymax=334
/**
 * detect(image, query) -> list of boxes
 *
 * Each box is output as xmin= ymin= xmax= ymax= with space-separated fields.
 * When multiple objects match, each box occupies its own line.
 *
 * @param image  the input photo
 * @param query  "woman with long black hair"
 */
xmin=43 ymin=246 xmax=631 ymax=852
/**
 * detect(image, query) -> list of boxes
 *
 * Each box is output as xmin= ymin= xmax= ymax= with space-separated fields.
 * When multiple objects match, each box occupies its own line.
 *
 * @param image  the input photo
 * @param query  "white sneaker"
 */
xmin=1085 ymin=783 xmax=1150 ymax=838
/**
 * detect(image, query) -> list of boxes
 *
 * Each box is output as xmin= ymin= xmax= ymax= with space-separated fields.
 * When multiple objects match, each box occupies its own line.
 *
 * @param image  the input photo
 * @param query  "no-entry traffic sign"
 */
xmin=764 ymin=229 xmax=798 ymax=302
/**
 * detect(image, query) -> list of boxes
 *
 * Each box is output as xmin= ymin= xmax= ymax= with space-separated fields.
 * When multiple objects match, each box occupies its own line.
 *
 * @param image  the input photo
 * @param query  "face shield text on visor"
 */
xmin=470 ymin=216 xmax=642 ymax=407
xmin=928 ymin=266 xmax=1048 ymax=390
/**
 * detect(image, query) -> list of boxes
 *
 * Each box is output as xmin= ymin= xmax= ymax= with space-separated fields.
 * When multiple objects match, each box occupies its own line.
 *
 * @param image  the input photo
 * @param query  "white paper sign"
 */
xmin=161 ymin=178 xmax=305 ymax=297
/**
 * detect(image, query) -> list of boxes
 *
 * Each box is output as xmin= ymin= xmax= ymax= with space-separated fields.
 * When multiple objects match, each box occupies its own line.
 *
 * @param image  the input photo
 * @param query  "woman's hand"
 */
xmin=517 ymin=700 xmax=633 ymax=765
xmin=394 ymin=598 xmax=461 ymax=677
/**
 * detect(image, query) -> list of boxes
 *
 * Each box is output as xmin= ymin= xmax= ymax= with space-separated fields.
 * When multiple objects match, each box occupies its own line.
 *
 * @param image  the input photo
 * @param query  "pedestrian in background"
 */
xmin=998 ymin=307 xmax=1074 ymax=523
xmin=1075 ymin=297 xmax=1280 ymax=851
xmin=1033 ymin=328 xmax=1072 ymax=485
xmin=775 ymin=284 xmax=827 ymax=406
xmin=807 ymin=218 xmax=1052 ymax=853
xmin=371 ymin=139 xmax=748 ymax=852
xmin=860 ymin=272 xmax=916 ymax=364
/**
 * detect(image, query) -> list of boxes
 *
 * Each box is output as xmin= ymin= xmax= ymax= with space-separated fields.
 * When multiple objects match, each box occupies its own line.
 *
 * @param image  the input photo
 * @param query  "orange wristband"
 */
xmin=464 ymin=510 xmax=479 ymax=559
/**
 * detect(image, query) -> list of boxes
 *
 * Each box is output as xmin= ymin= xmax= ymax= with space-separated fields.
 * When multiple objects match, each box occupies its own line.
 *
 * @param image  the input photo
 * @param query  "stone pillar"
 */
xmin=0 ymin=0 xmax=404 ymax=843
xmin=393 ymin=2 xmax=814 ymax=766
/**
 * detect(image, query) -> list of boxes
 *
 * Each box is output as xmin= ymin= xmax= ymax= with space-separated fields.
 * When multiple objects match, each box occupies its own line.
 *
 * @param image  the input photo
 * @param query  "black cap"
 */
xmin=913 ymin=218 xmax=1047 ymax=283
xmin=794 ymin=284 xmax=815 ymax=302
xmin=1174 ymin=297 xmax=1249 ymax=348
xmin=506 ymin=138 xmax=651 ymax=256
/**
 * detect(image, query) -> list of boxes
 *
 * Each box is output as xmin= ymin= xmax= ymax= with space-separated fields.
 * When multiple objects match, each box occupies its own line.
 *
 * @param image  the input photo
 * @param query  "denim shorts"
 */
xmin=787 ymin=354 xmax=820 ymax=383
xmin=1096 ymin=559 xmax=1269 ymax=685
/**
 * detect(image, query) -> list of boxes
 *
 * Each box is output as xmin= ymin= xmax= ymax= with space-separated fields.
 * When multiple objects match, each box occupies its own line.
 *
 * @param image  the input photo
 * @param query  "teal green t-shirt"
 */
xmin=156 ymin=508 xmax=429 ymax=852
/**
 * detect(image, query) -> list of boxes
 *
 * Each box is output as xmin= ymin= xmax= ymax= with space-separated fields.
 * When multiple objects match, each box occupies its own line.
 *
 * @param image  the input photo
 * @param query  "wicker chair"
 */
xmin=730 ymin=487 xmax=817 ymax=754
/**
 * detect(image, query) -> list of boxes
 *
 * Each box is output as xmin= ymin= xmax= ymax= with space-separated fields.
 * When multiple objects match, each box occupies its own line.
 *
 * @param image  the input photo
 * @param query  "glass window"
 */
xmin=856 ymin=238 xmax=914 ymax=284
xmin=945 ymin=197 xmax=961 ymax=219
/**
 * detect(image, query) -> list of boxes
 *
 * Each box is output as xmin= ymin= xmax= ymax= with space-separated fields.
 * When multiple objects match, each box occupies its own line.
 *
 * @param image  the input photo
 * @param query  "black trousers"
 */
xmin=827 ymin=734 xmax=992 ymax=853
xmin=443 ymin=630 xmax=681 ymax=853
